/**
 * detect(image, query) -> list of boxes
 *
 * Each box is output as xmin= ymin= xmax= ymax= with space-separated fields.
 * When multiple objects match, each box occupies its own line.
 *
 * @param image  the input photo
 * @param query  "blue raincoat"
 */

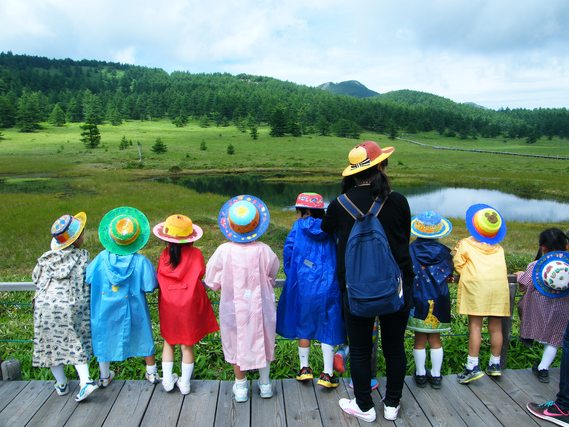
xmin=87 ymin=251 xmax=158 ymax=361
xmin=407 ymin=238 xmax=453 ymax=333
xmin=276 ymin=217 xmax=346 ymax=345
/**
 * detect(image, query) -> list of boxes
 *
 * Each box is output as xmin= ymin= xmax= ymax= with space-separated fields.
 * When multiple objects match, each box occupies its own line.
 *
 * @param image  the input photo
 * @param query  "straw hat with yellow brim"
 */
xmin=99 ymin=207 xmax=150 ymax=255
xmin=342 ymin=141 xmax=395 ymax=177
xmin=411 ymin=211 xmax=452 ymax=239
xmin=465 ymin=203 xmax=507 ymax=245
xmin=218 ymin=195 xmax=270 ymax=243
xmin=533 ymin=251 xmax=569 ymax=298
xmin=51 ymin=212 xmax=87 ymax=250
xmin=153 ymin=214 xmax=203 ymax=244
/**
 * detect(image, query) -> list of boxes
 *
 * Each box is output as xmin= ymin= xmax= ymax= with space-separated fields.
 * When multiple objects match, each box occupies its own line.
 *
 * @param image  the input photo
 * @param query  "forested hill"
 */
xmin=318 ymin=81 xmax=379 ymax=98
xmin=0 ymin=51 xmax=568 ymax=141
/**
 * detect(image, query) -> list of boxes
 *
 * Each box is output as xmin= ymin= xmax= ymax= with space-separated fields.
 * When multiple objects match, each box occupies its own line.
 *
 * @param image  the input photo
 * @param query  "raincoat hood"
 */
xmin=466 ymin=236 xmax=502 ymax=255
xmin=298 ymin=217 xmax=329 ymax=242
xmin=36 ymin=247 xmax=85 ymax=281
xmin=413 ymin=238 xmax=452 ymax=266
xmin=101 ymin=251 xmax=136 ymax=287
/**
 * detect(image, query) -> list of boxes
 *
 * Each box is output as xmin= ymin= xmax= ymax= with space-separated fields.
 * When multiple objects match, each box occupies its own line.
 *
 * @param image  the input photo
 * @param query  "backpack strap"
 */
xmin=338 ymin=194 xmax=364 ymax=220
xmin=369 ymin=193 xmax=389 ymax=217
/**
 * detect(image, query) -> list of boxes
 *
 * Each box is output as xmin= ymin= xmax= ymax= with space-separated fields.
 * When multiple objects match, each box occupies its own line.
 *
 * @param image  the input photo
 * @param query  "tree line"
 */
xmin=0 ymin=51 xmax=568 ymax=143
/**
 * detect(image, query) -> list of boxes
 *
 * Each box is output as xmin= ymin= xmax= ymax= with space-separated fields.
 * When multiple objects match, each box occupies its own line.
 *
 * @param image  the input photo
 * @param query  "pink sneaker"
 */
xmin=339 ymin=398 xmax=376 ymax=423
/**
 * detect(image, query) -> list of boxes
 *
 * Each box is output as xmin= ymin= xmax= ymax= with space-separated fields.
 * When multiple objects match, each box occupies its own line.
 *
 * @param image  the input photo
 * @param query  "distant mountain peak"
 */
xmin=317 ymin=80 xmax=379 ymax=98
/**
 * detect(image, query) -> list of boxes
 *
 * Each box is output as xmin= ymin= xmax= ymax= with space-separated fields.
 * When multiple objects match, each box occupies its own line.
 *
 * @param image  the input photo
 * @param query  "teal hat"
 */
xmin=98 ymin=207 xmax=150 ymax=255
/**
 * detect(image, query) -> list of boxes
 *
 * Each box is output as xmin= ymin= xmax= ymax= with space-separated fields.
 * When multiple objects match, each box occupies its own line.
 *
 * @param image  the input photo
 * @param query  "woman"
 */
xmin=321 ymin=141 xmax=413 ymax=423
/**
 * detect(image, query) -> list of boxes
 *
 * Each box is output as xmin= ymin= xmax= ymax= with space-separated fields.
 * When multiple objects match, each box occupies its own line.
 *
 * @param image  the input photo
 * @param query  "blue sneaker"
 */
xmin=54 ymin=382 xmax=69 ymax=396
xmin=457 ymin=365 xmax=484 ymax=384
xmin=334 ymin=348 xmax=347 ymax=374
xmin=75 ymin=381 xmax=98 ymax=402
xmin=349 ymin=378 xmax=379 ymax=390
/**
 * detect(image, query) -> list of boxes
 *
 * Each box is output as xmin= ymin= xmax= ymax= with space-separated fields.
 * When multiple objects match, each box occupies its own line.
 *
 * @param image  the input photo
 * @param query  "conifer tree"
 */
xmin=80 ymin=119 xmax=101 ymax=148
xmin=151 ymin=137 xmax=167 ymax=154
xmin=48 ymin=103 xmax=66 ymax=126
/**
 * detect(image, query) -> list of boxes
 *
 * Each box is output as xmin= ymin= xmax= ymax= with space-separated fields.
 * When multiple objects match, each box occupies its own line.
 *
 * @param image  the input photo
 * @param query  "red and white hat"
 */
xmin=295 ymin=193 xmax=324 ymax=209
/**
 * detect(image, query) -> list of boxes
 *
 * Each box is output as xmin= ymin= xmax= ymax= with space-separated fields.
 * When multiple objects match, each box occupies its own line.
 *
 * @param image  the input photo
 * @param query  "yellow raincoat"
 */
xmin=453 ymin=237 xmax=509 ymax=316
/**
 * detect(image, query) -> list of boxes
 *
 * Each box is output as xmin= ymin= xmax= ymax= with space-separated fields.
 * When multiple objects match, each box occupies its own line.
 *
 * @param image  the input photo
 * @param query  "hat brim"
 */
xmin=410 ymin=216 xmax=452 ymax=239
xmin=51 ymin=212 xmax=87 ymax=250
xmin=342 ymin=146 xmax=394 ymax=176
xmin=533 ymin=251 xmax=569 ymax=298
xmin=465 ymin=203 xmax=507 ymax=245
xmin=99 ymin=207 xmax=150 ymax=255
xmin=218 ymin=195 xmax=270 ymax=243
xmin=152 ymin=222 xmax=203 ymax=243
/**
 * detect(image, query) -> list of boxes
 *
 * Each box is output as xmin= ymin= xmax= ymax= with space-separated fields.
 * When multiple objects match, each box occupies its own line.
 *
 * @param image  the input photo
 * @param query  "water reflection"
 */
xmin=157 ymin=176 xmax=569 ymax=223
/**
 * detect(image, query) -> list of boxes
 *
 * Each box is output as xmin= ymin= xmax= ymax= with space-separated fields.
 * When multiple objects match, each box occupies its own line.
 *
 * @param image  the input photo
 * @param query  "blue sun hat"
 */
xmin=411 ymin=211 xmax=452 ymax=239
xmin=533 ymin=251 xmax=569 ymax=298
xmin=465 ymin=203 xmax=507 ymax=245
xmin=218 ymin=195 xmax=270 ymax=243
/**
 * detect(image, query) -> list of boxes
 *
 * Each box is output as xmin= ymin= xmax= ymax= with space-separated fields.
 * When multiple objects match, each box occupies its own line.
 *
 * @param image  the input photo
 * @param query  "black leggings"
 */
xmin=343 ymin=288 xmax=411 ymax=410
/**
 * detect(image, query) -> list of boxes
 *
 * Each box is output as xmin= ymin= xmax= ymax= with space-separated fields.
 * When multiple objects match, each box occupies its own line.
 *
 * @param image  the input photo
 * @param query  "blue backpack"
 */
xmin=338 ymin=194 xmax=403 ymax=317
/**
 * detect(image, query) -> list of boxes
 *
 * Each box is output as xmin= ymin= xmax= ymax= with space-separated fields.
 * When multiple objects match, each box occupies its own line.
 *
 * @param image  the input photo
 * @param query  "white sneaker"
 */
xmin=98 ymin=371 xmax=115 ymax=388
xmin=339 ymin=398 xmax=376 ymax=423
xmin=145 ymin=371 xmax=160 ymax=384
xmin=176 ymin=377 xmax=191 ymax=395
xmin=232 ymin=383 xmax=249 ymax=402
xmin=75 ymin=381 xmax=98 ymax=402
xmin=259 ymin=381 xmax=273 ymax=398
xmin=162 ymin=373 xmax=178 ymax=392
xmin=383 ymin=402 xmax=400 ymax=421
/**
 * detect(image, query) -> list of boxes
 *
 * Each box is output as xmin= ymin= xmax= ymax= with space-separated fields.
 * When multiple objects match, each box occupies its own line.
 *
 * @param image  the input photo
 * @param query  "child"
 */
xmin=515 ymin=228 xmax=569 ymax=383
xmin=276 ymin=193 xmax=345 ymax=388
xmin=153 ymin=214 xmax=219 ymax=394
xmin=205 ymin=195 xmax=279 ymax=402
xmin=453 ymin=204 xmax=509 ymax=384
xmin=32 ymin=212 xmax=99 ymax=402
xmin=86 ymin=207 xmax=159 ymax=387
xmin=407 ymin=211 xmax=453 ymax=390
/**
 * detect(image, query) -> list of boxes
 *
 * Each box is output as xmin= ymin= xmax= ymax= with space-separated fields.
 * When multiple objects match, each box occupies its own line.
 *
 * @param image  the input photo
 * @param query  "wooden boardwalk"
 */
xmin=0 ymin=368 xmax=560 ymax=427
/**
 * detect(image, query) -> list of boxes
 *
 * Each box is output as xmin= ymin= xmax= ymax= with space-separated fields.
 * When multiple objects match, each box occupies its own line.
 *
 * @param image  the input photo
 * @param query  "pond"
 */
xmin=156 ymin=175 xmax=569 ymax=223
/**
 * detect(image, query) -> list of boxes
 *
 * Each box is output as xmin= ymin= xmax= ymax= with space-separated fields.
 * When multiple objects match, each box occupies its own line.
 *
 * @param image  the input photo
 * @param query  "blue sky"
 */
xmin=1 ymin=0 xmax=568 ymax=110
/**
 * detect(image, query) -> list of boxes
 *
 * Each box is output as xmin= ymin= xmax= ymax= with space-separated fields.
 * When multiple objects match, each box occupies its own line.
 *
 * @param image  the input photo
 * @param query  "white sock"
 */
xmin=99 ymin=361 xmax=111 ymax=379
xmin=181 ymin=362 xmax=194 ymax=387
xmin=299 ymin=346 xmax=310 ymax=369
xmin=74 ymin=364 xmax=91 ymax=384
xmin=539 ymin=345 xmax=558 ymax=371
xmin=430 ymin=348 xmax=443 ymax=377
xmin=235 ymin=377 xmax=247 ymax=389
xmin=50 ymin=365 xmax=67 ymax=384
xmin=489 ymin=354 xmax=501 ymax=366
xmin=321 ymin=344 xmax=335 ymax=375
xmin=162 ymin=362 xmax=174 ymax=383
xmin=146 ymin=364 xmax=158 ymax=375
xmin=413 ymin=349 xmax=427 ymax=376
xmin=466 ymin=356 xmax=479 ymax=370
xmin=259 ymin=361 xmax=271 ymax=384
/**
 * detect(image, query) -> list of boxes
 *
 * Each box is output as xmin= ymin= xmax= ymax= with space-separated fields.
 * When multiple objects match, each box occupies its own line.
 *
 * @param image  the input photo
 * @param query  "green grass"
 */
xmin=0 ymin=119 xmax=568 ymax=381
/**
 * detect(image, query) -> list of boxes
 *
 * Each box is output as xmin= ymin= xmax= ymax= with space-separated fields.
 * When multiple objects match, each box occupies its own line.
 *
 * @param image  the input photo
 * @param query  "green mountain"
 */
xmin=317 ymin=80 xmax=379 ymax=98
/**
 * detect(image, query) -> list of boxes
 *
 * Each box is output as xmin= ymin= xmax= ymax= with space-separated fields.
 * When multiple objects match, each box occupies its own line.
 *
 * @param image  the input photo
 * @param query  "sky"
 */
xmin=1 ymin=0 xmax=568 ymax=110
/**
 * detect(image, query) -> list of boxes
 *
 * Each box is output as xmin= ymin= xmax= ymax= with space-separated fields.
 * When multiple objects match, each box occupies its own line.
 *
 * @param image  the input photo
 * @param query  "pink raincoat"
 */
xmin=205 ymin=241 xmax=279 ymax=371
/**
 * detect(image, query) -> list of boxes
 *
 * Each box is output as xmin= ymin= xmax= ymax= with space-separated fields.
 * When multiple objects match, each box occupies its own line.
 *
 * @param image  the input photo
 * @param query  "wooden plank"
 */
xmin=404 ymin=376 xmax=468 ymax=426
xmin=491 ymin=370 xmax=556 ymax=427
xmin=102 ymin=380 xmax=154 ymax=427
xmin=0 ymin=381 xmax=28 ymax=412
xmin=214 ymin=380 xmax=251 ymax=427
xmin=442 ymin=374 xmax=502 ymax=427
xmin=342 ymin=378 xmax=392 ymax=427
xmin=463 ymin=373 xmax=538 ymax=427
xmin=139 ymin=383 xmax=184 ymax=427
xmin=516 ymin=369 xmax=561 ymax=400
xmin=178 ymin=380 xmax=220 ymax=427
xmin=251 ymin=380 xmax=286 ymax=427
xmin=281 ymin=378 xmax=322 ymax=427
xmin=0 ymin=380 xmax=54 ymax=427
xmin=25 ymin=381 xmax=81 ymax=427
xmin=312 ymin=378 xmax=359 ymax=427
xmin=374 ymin=377 xmax=431 ymax=427
xmin=64 ymin=380 xmax=126 ymax=427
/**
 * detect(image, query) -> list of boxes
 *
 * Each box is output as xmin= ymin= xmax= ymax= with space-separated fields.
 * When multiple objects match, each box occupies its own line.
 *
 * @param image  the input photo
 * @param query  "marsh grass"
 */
xmin=0 ymin=119 xmax=567 ymax=381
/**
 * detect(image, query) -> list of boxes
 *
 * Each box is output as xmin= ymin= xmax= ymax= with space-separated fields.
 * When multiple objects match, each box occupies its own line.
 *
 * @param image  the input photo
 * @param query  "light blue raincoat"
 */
xmin=87 ymin=250 xmax=158 ymax=362
xmin=276 ymin=217 xmax=346 ymax=345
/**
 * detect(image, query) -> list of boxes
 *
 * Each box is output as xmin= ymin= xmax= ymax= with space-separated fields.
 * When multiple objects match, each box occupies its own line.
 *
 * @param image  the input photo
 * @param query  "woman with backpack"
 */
xmin=321 ymin=141 xmax=413 ymax=423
